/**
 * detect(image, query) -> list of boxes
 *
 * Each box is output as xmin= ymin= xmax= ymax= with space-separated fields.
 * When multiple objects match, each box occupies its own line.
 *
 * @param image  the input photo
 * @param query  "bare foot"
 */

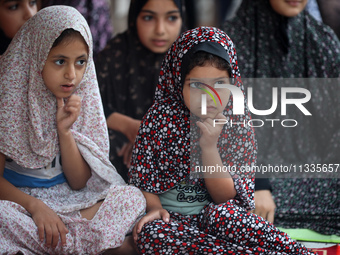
xmin=103 ymin=236 xmax=138 ymax=255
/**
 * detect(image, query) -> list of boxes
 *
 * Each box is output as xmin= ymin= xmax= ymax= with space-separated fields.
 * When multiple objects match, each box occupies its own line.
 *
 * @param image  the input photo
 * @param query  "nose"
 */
xmin=23 ymin=4 xmax=37 ymax=21
xmin=155 ymin=18 xmax=165 ymax=35
xmin=65 ymin=65 xmax=76 ymax=81
xmin=206 ymin=93 xmax=214 ymax=104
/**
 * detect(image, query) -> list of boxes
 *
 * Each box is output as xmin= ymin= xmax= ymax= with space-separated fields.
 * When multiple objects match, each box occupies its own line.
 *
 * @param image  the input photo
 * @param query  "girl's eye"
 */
xmin=214 ymin=79 xmax=229 ymax=86
xmin=189 ymin=82 xmax=204 ymax=89
xmin=76 ymin=59 xmax=87 ymax=66
xmin=168 ymin=15 xmax=179 ymax=22
xmin=55 ymin=59 xmax=65 ymax=65
xmin=30 ymin=0 xmax=37 ymax=6
xmin=142 ymin=15 xmax=153 ymax=21
xmin=8 ymin=4 xmax=19 ymax=10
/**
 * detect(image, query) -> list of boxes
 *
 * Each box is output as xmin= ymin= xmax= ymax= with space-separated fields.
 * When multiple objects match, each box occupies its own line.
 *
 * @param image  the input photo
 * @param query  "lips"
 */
xmin=206 ymin=106 xmax=217 ymax=112
xmin=61 ymin=84 xmax=74 ymax=92
xmin=285 ymin=0 xmax=302 ymax=7
xmin=152 ymin=39 xmax=167 ymax=47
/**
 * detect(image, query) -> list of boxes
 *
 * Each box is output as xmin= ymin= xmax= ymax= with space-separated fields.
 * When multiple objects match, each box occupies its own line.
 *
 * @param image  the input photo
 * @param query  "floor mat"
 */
xmin=278 ymin=228 xmax=340 ymax=243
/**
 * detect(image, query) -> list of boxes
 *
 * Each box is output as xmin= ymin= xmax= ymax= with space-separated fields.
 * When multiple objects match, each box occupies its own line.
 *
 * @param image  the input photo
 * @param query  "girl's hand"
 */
xmin=117 ymin=142 xmax=134 ymax=168
xmin=56 ymin=95 xmax=81 ymax=134
xmin=196 ymin=113 xmax=226 ymax=150
xmin=132 ymin=208 xmax=169 ymax=244
xmin=126 ymin=119 xmax=141 ymax=143
xmin=30 ymin=199 xmax=69 ymax=248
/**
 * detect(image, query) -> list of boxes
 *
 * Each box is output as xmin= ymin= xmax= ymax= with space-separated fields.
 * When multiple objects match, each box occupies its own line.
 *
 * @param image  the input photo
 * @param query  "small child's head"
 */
xmin=129 ymin=0 xmax=183 ymax=53
xmin=0 ymin=0 xmax=38 ymax=39
xmin=269 ymin=0 xmax=308 ymax=17
xmin=42 ymin=28 xmax=89 ymax=99
xmin=181 ymin=43 xmax=232 ymax=120
xmin=129 ymin=27 xmax=257 ymax=193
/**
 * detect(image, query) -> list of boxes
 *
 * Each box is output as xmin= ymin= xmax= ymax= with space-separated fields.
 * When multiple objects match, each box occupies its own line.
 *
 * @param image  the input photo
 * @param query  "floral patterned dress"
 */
xmin=0 ymin=6 xmax=145 ymax=254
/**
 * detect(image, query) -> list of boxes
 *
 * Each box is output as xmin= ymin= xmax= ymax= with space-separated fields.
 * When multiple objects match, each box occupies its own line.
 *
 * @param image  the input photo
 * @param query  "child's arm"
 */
xmin=132 ymin=191 xmax=169 ymax=243
xmin=56 ymin=95 xmax=91 ymax=190
xmin=197 ymin=113 xmax=237 ymax=204
xmin=0 ymin=152 xmax=69 ymax=248
xmin=106 ymin=112 xmax=141 ymax=167
xmin=106 ymin=112 xmax=141 ymax=144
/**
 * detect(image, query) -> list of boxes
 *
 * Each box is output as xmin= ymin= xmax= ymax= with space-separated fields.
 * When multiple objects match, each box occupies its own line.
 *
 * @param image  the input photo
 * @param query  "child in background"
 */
xmin=0 ymin=6 xmax=145 ymax=254
xmin=0 ymin=0 xmax=38 ymax=55
xmin=129 ymin=26 xmax=315 ymax=254
xmin=95 ymin=0 xmax=184 ymax=182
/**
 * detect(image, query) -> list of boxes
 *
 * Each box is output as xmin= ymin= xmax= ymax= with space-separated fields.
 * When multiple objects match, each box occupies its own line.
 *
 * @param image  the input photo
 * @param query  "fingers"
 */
xmin=51 ymin=225 xmax=59 ymax=248
xmin=196 ymin=120 xmax=210 ymax=134
xmin=123 ymin=144 xmax=133 ymax=167
xmin=58 ymin=222 xmax=69 ymax=247
xmin=117 ymin=143 xmax=133 ymax=167
xmin=267 ymin=210 xmax=275 ymax=223
xmin=37 ymin=220 xmax=69 ymax=249
xmin=133 ymin=217 xmax=147 ymax=243
xmin=37 ymin=223 xmax=45 ymax=243
xmin=215 ymin=112 xmax=226 ymax=120
xmin=44 ymin=224 xmax=53 ymax=248
xmin=132 ymin=222 xmax=138 ymax=243
xmin=57 ymin=95 xmax=81 ymax=113
xmin=160 ymin=209 xmax=170 ymax=223
xmin=56 ymin=97 xmax=64 ymax=109
xmin=117 ymin=143 xmax=128 ymax=157
xmin=133 ymin=209 xmax=170 ymax=244
xmin=56 ymin=95 xmax=81 ymax=131
xmin=64 ymin=95 xmax=81 ymax=114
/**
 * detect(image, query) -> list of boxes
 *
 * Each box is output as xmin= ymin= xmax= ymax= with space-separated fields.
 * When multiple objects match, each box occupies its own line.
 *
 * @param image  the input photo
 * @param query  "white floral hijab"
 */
xmin=0 ymin=6 xmax=122 ymax=184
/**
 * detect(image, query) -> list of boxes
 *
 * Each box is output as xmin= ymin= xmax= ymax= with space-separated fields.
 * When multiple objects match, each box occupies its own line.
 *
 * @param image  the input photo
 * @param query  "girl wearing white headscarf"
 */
xmin=0 ymin=6 xmax=145 ymax=254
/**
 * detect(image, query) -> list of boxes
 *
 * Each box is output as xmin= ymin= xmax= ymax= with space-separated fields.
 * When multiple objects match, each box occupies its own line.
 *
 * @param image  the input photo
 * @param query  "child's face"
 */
xmin=269 ymin=0 xmax=308 ymax=17
xmin=0 ymin=0 xmax=37 ymax=38
xmin=42 ymin=37 xmax=88 ymax=99
xmin=136 ymin=0 xmax=182 ymax=54
xmin=182 ymin=64 xmax=231 ymax=120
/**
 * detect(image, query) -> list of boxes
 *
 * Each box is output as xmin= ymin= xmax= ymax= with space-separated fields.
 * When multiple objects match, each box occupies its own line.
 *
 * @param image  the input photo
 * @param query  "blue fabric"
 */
xmin=3 ymin=168 xmax=67 ymax=188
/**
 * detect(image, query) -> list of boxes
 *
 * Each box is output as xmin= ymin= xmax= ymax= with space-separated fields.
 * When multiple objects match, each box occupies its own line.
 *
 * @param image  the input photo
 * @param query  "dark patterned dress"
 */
xmin=129 ymin=26 xmax=315 ymax=254
xmin=223 ymin=0 xmax=340 ymax=235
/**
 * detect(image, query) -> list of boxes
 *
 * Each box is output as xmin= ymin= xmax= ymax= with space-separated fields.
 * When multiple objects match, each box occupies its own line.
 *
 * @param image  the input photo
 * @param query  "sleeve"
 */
xmin=255 ymin=178 xmax=272 ymax=191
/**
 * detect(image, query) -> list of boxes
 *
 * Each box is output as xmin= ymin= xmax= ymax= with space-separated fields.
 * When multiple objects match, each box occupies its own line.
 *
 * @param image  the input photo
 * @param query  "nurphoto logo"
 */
xmin=199 ymin=84 xmax=312 ymax=128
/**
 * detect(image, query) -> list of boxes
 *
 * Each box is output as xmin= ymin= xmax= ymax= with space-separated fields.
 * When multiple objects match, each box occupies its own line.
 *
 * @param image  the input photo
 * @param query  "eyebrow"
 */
xmin=139 ymin=10 xmax=180 ymax=15
xmin=51 ymin=54 xmax=88 ymax=59
xmin=186 ymin=77 xmax=229 ymax=81
xmin=4 ymin=0 xmax=22 ymax=3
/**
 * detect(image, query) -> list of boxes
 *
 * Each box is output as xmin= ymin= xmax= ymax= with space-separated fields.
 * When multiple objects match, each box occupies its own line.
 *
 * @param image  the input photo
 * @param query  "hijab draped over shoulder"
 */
xmin=129 ymin=26 xmax=257 ymax=211
xmin=0 ymin=6 xmax=123 ymax=185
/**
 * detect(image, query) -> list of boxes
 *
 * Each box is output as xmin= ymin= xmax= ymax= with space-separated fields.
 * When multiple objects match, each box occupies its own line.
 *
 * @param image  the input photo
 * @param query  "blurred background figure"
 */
xmin=0 ymin=0 xmax=38 ymax=55
xmin=41 ymin=0 xmax=113 ymax=57
xmin=223 ymin=0 xmax=340 ymax=236
xmin=95 ymin=0 xmax=185 ymax=182
xmin=110 ymin=0 xmax=130 ymax=35
xmin=317 ymin=0 xmax=340 ymax=39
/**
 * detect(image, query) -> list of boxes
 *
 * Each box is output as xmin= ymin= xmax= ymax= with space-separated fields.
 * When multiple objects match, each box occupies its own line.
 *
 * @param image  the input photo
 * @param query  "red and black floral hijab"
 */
xmin=129 ymin=26 xmax=257 ymax=210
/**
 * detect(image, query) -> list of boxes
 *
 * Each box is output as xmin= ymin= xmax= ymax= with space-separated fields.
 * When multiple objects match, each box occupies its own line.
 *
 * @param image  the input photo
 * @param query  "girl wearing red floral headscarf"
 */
xmin=129 ymin=26 xmax=315 ymax=254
